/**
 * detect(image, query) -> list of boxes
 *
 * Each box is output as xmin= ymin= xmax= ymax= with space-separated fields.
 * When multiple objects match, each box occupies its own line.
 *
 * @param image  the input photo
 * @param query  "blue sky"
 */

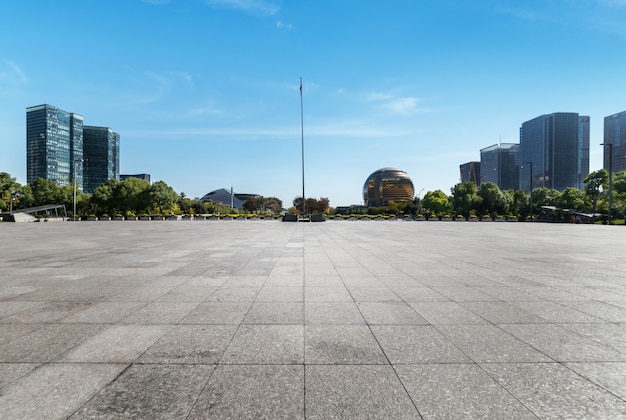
xmin=1 ymin=0 xmax=625 ymax=207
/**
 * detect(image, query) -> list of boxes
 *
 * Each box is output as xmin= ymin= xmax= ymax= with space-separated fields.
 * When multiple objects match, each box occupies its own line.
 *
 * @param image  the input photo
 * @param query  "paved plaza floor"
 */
xmin=1 ymin=220 xmax=626 ymax=419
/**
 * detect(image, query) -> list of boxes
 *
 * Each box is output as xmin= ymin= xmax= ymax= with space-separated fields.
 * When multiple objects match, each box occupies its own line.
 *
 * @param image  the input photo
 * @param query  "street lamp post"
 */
xmin=523 ymin=162 xmax=533 ymax=221
xmin=601 ymin=143 xmax=613 ymax=224
xmin=73 ymin=159 xmax=83 ymax=221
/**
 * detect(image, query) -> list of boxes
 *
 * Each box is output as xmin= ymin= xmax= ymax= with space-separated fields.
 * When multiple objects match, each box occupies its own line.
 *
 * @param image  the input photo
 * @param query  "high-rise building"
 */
xmin=604 ymin=111 xmax=626 ymax=173
xmin=83 ymin=126 xmax=120 ymax=194
xmin=26 ymin=104 xmax=84 ymax=188
xmin=459 ymin=161 xmax=481 ymax=186
xmin=520 ymin=112 xmax=589 ymax=192
xmin=479 ymin=143 xmax=520 ymax=191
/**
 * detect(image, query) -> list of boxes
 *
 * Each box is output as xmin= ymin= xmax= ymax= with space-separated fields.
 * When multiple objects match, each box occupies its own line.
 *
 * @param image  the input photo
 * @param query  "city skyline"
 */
xmin=2 ymin=1 xmax=626 ymax=206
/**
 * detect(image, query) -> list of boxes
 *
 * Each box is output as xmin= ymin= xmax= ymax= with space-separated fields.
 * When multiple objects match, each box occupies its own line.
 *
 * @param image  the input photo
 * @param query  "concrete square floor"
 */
xmin=1 ymin=220 xmax=626 ymax=419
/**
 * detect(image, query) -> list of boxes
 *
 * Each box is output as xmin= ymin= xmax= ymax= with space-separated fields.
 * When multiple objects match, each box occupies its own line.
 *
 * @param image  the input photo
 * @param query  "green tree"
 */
xmin=115 ymin=177 xmax=151 ymax=215
xmin=478 ymin=182 xmax=508 ymax=218
xmin=263 ymin=197 xmax=283 ymax=214
xmin=506 ymin=189 xmax=529 ymax=218
xmin=421 ymin=190 xmax=452 ymax=220
xmin=584 ymin=169 xmax=608 ymax=214
xmin=92 ymin=179 xmax=119 ymax=215
xmin=30 ymin=178 xmax=62 ymax=206
xmin=0 ymin=172 xmax=19 ymax=211
xmin=531 ymin=187 xmax=561 ymax=215
xmin=451 ymin=182 xmax=481 ymax=219
xmin=147 ymin=181 xmax=178 ymax=214
xmin=557 ymin=187 xmax=585 ymax=210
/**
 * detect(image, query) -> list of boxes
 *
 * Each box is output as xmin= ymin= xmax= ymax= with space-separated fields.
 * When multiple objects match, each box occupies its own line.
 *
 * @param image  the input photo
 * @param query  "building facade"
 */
xmin=604 ymin=111 xmax=626 ymax=173
xmin=363 ymin=168 xmax=415 ymax=207
xmin=83 ymin=126 xmax=120 ymax=194
xmin=460 ymin=161 xmax=481 ymax=186
xmin=479 ymin=143 xmax=520 ymax=191
xmin=520 ymin=112 xmax=589 ymax=192
xmin=26 ymin=104 xmax=84 ymax=189
xmin=120 ymin=174 xmax=151 ymax=183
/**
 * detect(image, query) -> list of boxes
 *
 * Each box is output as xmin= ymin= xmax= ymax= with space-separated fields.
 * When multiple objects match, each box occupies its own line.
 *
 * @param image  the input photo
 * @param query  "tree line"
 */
xmin=2 ymin=169 xmax=624 ymax=220
xmin=0 ymin=173 xmax=282 ymax=217
xmin=421 ymin=169 xmax=625 ymax=221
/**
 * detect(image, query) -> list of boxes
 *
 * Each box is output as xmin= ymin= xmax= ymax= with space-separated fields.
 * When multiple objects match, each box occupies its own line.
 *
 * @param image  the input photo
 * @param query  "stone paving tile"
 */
xmin=156 ymin=285 xmax=217 ymax=302
xmin=459 ymin=301 xmax=547 ymax=324
xmin=500 ymin=324 xmax=626 ymax=362
xmin=482 ymin=362 xmax=626 ymax=419
xmin=255 ymin=286 xmax=303 ymax=302
xmin=220 ymin=325 xmax=304 ymax=364
xmin=304 ymin=302 xmax=366 ymax=325
xmin=242 ymin=302 xmax=304 ymax=324
xmin=0 ymin=301 xmax=94 ymax=323
xmin=180 ymin=301 xmax=252 ymax=324
xmin=60 ymin=301 xmax=148 ymax=324
xmin=57 ymin=324 xmax=171 ymax=363
xmin=565 ymin=362 xmax=626 ymax=401
xmin=138 ymin=324 xmax=237 ymax=364
xmin=0 ymin=324 xmax=106 ymax=363
xmin=206 ymin=286 xmax=260 ymax=302
xmin=357 ymin=301 xmax=429 ymax=325
xmin=118 ymin=301 xmax=199 ymax=324
xmin=563 ymin=323 xmax=626 ymax=354
xmin=409 ymin=301 xmax=488 ymax=324
xmin=511 ymin=301 xmax=605 ymax=323
xmin=304 ymin=286 xmax=353 ymax=302
xmin=0 ymin=363 xmax=127 ymax=420
xmin=560 ymin=300 xmax=626 ymax=323
xmin=305 ymin=325 xmax=388 ymax=364
xmin=389 ymin=286 xmax=450 ymax=301
xmin=188 ymin=365 xmax=304 ymax=419
xmin=347 ymin=286 xmax=402 ymax=302
xmin=0 ymin=363 xmax=39 ymax=389
xmin=395 ymin=363 xmax=537 ymax=419
xmin=436 ymin=324 xmax=552 ymax=363
xmin=371 ymin=325 xmax=471 ymax=364
xmin=305 ymin=365 xmax=420 ymax=419
xmin=0 ymin=301 xmax=44 ymax=319
xmin=431 ymin=285 xmax=500 ymax=302
xmin=70 ymin=364 xmax=214 ymax=419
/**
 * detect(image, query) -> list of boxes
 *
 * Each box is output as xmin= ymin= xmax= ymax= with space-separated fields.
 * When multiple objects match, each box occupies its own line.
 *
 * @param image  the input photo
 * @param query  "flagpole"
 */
xmin=300 ymin=77 xmax=305 ymax=219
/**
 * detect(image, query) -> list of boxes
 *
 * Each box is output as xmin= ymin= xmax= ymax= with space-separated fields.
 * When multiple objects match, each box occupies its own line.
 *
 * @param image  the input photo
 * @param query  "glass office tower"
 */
xmin=604 ymin=111 xmax=626 ymax=173
xmin=460 ymin=162 xmax=481 ymax=186
xmin=26 ymin=104 xmax=83 ymax=188
xmin=83 ymin=126 xmax=120 ymax=194
xmin=479 ymin=143 xmax=520 ymax=191
xmin=520 ymin=113 xmax=589 ymax=192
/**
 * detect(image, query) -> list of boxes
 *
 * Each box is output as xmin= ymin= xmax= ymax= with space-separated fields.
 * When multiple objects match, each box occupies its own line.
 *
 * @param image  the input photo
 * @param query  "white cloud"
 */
xmin=275 ymin=21 xmax=293 ymax=29
xmin=365 ymin=90 xmax=432 ymax=116
xmin=204 ymin=0 xmax=279 ymax=16
xmin=0 ymin=59 xmax=27 ymax=86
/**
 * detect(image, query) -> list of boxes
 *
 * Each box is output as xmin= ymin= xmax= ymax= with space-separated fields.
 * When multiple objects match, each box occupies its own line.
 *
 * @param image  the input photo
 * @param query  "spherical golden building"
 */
xmin=363 ymin=167 xmax=415 ymax=207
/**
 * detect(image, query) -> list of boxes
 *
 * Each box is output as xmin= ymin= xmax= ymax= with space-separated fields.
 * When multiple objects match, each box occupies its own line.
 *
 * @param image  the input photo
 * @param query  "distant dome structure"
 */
xmin=363 ymin=167 xmax=415 ymax=207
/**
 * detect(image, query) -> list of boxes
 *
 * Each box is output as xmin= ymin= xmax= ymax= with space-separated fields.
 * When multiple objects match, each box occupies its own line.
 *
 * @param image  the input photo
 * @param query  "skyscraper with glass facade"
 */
xmin=479 ymin=143 xmax=520 ymax=191
xmin=520 ymin=112 xmax=589 ymax=193
xmin=83 ymin=126 xmax=120 ymax=194
xmin=459 ymin=161 xmax=481 ymax=186
xmin=604 ymin=111 xmax=626 ymax=173
xmin=26 ymin=104 xmax=84 ymax=188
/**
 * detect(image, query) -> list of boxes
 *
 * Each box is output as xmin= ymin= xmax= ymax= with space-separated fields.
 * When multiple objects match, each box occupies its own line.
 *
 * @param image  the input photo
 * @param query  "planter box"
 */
xmin=126 ymin=216 xmax=138 ymax=221
xmin=151 ymin=216 xmax=165 ymax=221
